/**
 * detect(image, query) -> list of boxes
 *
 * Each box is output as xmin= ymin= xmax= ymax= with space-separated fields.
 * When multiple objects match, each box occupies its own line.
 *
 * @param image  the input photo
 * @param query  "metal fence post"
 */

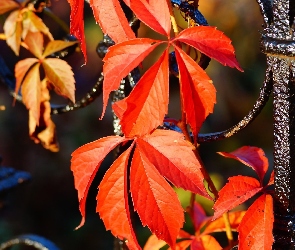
xmin=259 ymin=0 xmax=295 ymax=248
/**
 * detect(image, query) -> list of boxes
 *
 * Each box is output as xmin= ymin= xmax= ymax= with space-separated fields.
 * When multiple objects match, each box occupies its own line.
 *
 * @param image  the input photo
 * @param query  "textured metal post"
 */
xmin=259 ymin=0 xmax=295 ymax=249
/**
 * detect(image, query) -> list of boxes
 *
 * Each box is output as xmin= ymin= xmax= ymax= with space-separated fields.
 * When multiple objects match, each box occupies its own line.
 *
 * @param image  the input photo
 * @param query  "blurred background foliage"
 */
xmin=0 ymin=0 xmax=272 ymax=249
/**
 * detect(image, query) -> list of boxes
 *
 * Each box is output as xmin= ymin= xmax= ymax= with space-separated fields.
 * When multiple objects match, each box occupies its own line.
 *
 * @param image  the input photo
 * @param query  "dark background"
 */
xmin=0 ymin=0 xmax=273 ymax=249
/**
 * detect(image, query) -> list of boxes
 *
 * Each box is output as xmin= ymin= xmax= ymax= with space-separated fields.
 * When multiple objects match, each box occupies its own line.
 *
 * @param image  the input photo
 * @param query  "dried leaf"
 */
xmin=42 ymin=58 xmax=75 ymax=103
xmin=42 ymin=40 xmax=78 ymax=58
xmin=21 ymin=63 xmax=41 ymax=123
xmin=23 ymin=31 xmax=43 ymax=58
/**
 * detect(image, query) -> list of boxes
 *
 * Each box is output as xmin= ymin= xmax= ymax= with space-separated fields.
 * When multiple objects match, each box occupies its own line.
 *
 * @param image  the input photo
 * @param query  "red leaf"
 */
xmin=21 ymin=63 xmax=41 ymax=123
xmin=137 ymin=129 xmax=210 ymax=198
xmin=102 ymin=38 xmax=162 ymax=118
xmin=191 ymin=235 xmax=222 ymax=250
xmin=173 ymin=26 xmax=242 ymax=71
xmin=174 ymin=46 xmax=216 ymax=138
xmin=129 ymin=0 xmax=171 ymax=37
xmin=97 ymin=143 xmax=140 ymax=250
xmin=202 ymin=210 xmax=246 ymax=235
xmin=213 ymin=176 xmax=262 ymax=220
xmin=14 ymin=58 xmax=39 ymax=102
xmin=90 ymin=0 xmax=135 ymax=44
xmin=218 ymin=146 xmax=269 ymax=183
xmin=130 ymin=146 xmax=184 ymax=248
xmin=238 ymin=194 xmax=274 ymax=250
xmin=192 ymin=202 xmax=207 ymax=231
xmin=113 ymin=50 xmax=169 ymax=137
xmin=268 ymin=170 xmax=274 ymax=186
xmin=71 ymin=136 xmax=128 ymax=228
xmin=67 ymin=0 xmax=87 ymax=62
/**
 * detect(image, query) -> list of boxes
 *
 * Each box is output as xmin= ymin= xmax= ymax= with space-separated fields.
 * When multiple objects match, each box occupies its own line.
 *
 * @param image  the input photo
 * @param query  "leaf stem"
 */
xmin=167 ymin=0 xmax=179 ymax=36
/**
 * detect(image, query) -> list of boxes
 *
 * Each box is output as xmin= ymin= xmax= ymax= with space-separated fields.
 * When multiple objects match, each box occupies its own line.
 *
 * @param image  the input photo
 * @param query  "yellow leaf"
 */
xmin=3 ymin=10 xmax=22 ymax=55
xmin=42 ymin=40 xmax=78 ymax=58
xmin=23 ymin=31 xmax=44 ymax=58
xmin=21 ymin=63 xmax=41 ymax=123
xmin=42 ymin=58 xmax=76 ymax=103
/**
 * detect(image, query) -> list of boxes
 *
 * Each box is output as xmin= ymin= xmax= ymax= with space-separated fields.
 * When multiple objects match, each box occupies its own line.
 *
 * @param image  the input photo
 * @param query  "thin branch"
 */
xmin=198 ymin=68 xmax=273 ymax=143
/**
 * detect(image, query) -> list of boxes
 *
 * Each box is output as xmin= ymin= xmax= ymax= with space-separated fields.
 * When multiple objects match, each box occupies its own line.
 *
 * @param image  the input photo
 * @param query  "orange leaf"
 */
xmin=268 ymin=170 xmax=274 ymax=186
xmin=21 ymin=63 xmax=41 ymax=123
xmin=143 ymin=234 xmax=167 ymax=250
xmin=42 ymin=40 xmax=78 ymax=58
xmin=22 ymin=10 xmax=53 ymax=41
xmin=202 ymin=210 xmax=246 ymax=235
xmin=174 ymin=46 xmax=216 ymax=138
xmin=97 ymin=143 xmax=140 ymax=250
xmin=238 ymin=194 xmax=274 ymax=250
xmin=213 ymin=176 xmax=262 ymax=220
xmin=191 ymin=235 xmax=222 ymax=250
xmin=42 ymin=58 xmax=76 ymax=103
xmin=129 ymin=0 xmax=171 ymax=37
xmin=90 ymin=0 xmax=135 ymax=44
xmin=137 ymin=129 xmax=210 ymax=198
xmin=102 ymin=38 xmax=162 ymax=118
xmin=23 ymin=31 xmax=43 ymax=58
xmin=168 ymin=239 xmax=192 ymax=250
xmin=14 ymin=58 xmax=39 ymax=101
xmin=130 ymin=146 xmax=184 ymax=248
xmin=113 ymin=50 xmax=169 ymax=137
xmin=29 ymin=79 xmax=59 ymax=152
xmin=218 ymin=146 xmax=269 ymax=183
xmin=71 ymin=136 xmax=128 ymax=228
xmin=67 ymin=0 xmax=87 ymax=62
xmin=174 ymin=26 xmax=242 ymax=71
xmin=3 ymin=10 xmax=22 ymax=55
xmin=0 ymin=0 xmax=19 ymax=15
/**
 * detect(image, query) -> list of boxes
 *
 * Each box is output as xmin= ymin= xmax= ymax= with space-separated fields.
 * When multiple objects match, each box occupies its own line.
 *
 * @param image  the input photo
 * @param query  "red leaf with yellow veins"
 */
xmin=113 ymin=50 xmax=169 ymax=137
xmin=129 ymin=0 xmax=171 ymax=37
xmin=90 ymin=0 xmax=135 ymax=44
xmin=14 ymin=58 xmax=39 ymax=101
xmin=67 ymin=0 xmax=87 ymax=62
xmin=21 ymin=63 xmax=41 ymax=123
xmin=0 ymin=0 xmax=19 ymax=15
xmin=71 ymin=136 xmax=128 ymax=228
xmin=102 ymin=38 xmax=162 ymax=118
xmin=218 ymin=146 xmax=269 ymax=183
xmin=174 ymin=26 xmax=242 ymax=71
xmin=213 ymin=176 xmax=262 ymax=220
xmin=174 ymin=46 xmax=216 ymax=138
xmin=42 ymin=58 xmax=76 ymax=103
xmin=137 ymin=129 xmax=210 ymax=198
xmin=130 ymin=146 xmax=184 ymax=248
xmin=238 ymin=194 xmax=274 ymax=250
xmin=97 ymin=143 xmax=140 ymax=250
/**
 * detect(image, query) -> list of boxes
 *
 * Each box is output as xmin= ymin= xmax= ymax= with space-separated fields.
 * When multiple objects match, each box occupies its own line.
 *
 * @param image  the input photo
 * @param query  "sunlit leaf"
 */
xmin=0 ymin=0 xmax=19 ymax=15
xmin=23 ymin=31 xmax=43 ymax=58
xmin=42 ymin=40 xmax=78 ymax=58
